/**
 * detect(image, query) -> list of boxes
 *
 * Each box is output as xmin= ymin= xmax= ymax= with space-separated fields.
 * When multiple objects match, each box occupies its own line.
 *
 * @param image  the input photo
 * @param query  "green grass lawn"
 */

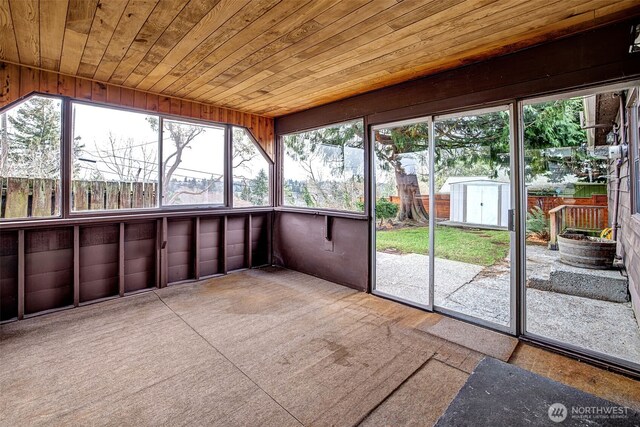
xmin=376 ymin=226 xmax=510 ymax=266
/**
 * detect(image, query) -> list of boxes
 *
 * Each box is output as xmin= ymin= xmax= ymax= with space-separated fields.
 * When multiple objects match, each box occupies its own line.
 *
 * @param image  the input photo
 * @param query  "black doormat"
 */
xmin=435 ymin=357 xmax=640 ymax=426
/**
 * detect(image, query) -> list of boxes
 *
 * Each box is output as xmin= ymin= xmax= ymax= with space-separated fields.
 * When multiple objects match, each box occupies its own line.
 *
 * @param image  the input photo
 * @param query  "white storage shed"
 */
xmin=449 ymin=179 xmax=510 ymax=227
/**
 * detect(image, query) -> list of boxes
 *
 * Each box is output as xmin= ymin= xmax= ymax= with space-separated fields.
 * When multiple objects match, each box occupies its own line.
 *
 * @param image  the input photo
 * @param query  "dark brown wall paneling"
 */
xmin=0 ymin=231 xmax=18 ymax=320
xmin=24 ymin=228 xmax=73 ymax=314
xmin=79 ymin=225 xmax=119 ymax=302
xmin=273 ymin=213 xmax=368 ymax=292
xmin=167 ymin=219 xmax=194 ymax=284
xmin=226 ymin=216 xmax=246 ymax=272
xmin=124 ymin=222 xmax=156 ymax=292
xmin=276 ymin=19 xmax=640 ymax=133
xmin=251 ymin=214 xmax=269 ymax=267
xmin=199 ymin=217 xmax=222 ymax=277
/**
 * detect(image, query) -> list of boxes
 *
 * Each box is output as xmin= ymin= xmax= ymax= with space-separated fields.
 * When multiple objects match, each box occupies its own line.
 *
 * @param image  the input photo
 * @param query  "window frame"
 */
xmin=0 ymin=94 xmax=272 ymax=223
xmin=158 ymin=116 xmax=227 ymax=209
xmin=0 ymin=93 xmax=65 ymax=221
xmin=278 ymin=118 xmax=368 ymax=217
xmin=231 ymin=125 xmax=274 ymax=208
xmin=70 ymin=100 xmax=163 ymax=213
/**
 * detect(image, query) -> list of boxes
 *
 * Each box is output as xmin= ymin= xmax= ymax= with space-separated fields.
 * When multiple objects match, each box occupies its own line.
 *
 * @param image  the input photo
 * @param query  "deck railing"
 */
xmin=548 ymin=204 xmax=608 ymax=249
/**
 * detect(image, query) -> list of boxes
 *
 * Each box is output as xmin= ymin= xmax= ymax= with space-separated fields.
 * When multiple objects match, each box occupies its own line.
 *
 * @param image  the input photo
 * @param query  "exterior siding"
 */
xmin=609 ymin=135 xmax=640 ymax=327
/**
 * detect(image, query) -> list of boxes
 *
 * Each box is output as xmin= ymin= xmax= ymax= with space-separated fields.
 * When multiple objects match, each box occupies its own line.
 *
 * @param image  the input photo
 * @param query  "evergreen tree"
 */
xmin=240 ymin=180 xmax=252 ymax=202
xmin=6 ymin=97 xmax=62 ymax=178
xmin=251 ymin=168 xmax=269 ymax=205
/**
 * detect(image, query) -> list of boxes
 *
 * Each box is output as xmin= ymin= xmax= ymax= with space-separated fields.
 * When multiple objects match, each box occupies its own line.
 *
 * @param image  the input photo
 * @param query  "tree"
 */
xmin=251 ymin=168 xmax=269 ymax=205
xmin=87 ymin=132 xmax=157 ymax=182
xmin=2 ymin=97 xmax=63 ymax=178
xmin=147 ymin=118 xmax=220 ymax=204
xmin=282 ymin=121 xmax=364 ymax=210
xmin=375 ymin=123 xmax=431 ymax=223
xmin=522 ymin=99 xmax=603 ymax=183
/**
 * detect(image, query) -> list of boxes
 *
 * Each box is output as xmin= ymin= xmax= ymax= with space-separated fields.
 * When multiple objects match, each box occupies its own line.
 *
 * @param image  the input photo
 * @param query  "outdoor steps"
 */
xmin=527 ymin=260 xmax=629 ymax=303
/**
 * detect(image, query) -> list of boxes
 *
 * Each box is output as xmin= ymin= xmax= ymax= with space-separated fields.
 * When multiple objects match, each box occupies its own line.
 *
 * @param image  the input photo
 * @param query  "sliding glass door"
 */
xmin=521 ymin=86 xmax=640 ymax=370
xmin=372 ymin=118 xmax=432 ymax=310
xmin=372 ymin=91 xmax=640 ymax=372
xmin=372 ymin=106 xmax=516 ymax=331
xmin=432 ymin=107 xmax=515 ymax=332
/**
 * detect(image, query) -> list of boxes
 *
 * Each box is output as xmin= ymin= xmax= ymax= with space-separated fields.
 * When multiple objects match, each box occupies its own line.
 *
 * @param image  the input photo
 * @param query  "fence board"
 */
xmin=73 ymin=180 xmax=90 ymax=211
xmin=132 ymin=182 xmax=144 ymax=209
xmin=5 ymin=178 xmax=29 ymax=218
xmin=120 ymin=182 xmax=132 ymax=209
xmin=143 ymin=183 xmax=155 ymax=208
xmin=105 ymin=182 xmax=120 ymax=210
xmin=32 ymin=179 xmax=54 ymax=217
xmin=89 ymin=181 xmax=105 ymax=210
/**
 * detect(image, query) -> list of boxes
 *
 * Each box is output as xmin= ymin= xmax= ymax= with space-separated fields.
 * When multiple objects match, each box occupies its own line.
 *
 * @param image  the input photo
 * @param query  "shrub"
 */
xmin=526 ymin=206 xmax=549 ymax=240
xmin=356 ymin=198 xmax=399 ymax=226
xmin=376 ymin=198 xmax=399 ymax=226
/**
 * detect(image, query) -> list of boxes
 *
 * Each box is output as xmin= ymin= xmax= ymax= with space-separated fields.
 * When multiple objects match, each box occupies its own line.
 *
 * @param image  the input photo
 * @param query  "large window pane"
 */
xmin=433 ymin=107 xmax=512 ymax=329
xmin=162 ymin=119 xmax=225 ymax=206
xmin=72 ymin=103 xmax=159 ymax=211
xmin=232 ymin=127 xmax=270 ymax=207
xmin=374 ymin=121 xmax=431 ymax=307
xmin=282 ymin=119 xmax=364 ymax=212
xmin=0 ymin=95 xmax=62 ymax=219
xmin=524 ymin=90 xmax=640 ymax=366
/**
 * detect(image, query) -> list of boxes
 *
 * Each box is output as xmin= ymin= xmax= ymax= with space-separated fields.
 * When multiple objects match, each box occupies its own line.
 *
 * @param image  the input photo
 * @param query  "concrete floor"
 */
xmin=1 ymin=268 xmax=639 ymax=426
xmin=375 ymin=248 xmax=640 ymax=365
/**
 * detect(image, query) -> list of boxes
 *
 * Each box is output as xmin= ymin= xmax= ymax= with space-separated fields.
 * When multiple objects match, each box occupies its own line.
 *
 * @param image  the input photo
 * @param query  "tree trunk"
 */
xmin=395 ymin=170 xmax=429 ymax=223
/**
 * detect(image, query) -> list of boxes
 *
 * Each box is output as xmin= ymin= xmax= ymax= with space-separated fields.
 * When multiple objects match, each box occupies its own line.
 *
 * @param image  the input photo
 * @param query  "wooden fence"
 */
xmin=548 ymin=205 xmax=609 ymax=248
xmin=1 ymin=177 xmax=157 ymax=218
xmin=386 ymin=193 xmax=609 ymax=222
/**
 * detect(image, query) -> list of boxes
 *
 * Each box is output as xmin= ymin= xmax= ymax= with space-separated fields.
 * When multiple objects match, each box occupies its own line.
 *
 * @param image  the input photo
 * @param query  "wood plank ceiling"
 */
xmin=1 ymin=0 xmax=639 ymax=118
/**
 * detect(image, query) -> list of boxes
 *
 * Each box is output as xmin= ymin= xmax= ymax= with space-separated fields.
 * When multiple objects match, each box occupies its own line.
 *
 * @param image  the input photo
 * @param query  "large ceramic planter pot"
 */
xmin=557 ymin=233 xmax=616 ymax=269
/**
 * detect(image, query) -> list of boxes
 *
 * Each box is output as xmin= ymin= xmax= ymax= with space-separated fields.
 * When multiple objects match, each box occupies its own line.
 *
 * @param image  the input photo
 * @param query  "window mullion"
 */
xmin=62 ymin=97 xmax=73 ymax=219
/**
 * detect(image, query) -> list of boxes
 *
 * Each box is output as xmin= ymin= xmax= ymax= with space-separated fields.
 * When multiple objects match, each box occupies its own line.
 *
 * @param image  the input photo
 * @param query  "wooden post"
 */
xmin=17 ymin=230 xmax=25 ymax=320
xmin=160 ymin=217 xmax=168 ymax=288
xmin=155 ymin=219 xmax=161 ymax=288
xmin=73 ymin=226 xmax=79 ymax=306
xmin=548 ymin=205 xmax=565 ymax=250
xmin=222 ymin=216 xmax=227 ymax=275
xmin=246 ymin=215 xmax=252 ymax=269
xmin=194 ymin=217 xmax=200 ymax=280
xmin=119 ymin=223 xmax=125 ymax=296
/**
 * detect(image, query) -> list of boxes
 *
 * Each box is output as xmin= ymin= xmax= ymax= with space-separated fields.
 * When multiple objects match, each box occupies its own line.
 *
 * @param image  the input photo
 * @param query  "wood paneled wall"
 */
xmin=0 ymin=211 xmax=271 ymax=321
xmin=0 ymin=62 xmax=274 ymax=159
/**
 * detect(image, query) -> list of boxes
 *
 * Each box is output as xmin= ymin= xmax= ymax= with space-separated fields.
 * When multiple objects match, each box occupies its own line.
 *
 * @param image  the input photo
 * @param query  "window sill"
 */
xmin=0 ymin=206 xmax=274 ymax=229
xmin=274 ymin=206 xmax=368 ymax=220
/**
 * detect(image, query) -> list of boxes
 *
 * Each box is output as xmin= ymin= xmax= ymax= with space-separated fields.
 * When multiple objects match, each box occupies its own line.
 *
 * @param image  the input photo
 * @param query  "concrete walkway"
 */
xmin=375 ymin=248 xmax=640 ymax=365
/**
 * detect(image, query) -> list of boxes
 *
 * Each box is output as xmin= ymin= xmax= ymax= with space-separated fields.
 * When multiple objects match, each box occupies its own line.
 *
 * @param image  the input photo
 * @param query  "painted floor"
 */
xmin=1 ymin=267 xmax=639 ymax=426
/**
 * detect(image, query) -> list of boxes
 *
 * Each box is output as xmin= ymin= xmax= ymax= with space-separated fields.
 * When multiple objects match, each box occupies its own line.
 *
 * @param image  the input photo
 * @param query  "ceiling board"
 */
xmin=1 ymin=0 xmax=639 ymax=117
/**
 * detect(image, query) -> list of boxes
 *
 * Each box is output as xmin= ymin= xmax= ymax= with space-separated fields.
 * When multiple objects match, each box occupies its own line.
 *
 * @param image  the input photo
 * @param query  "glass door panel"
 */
xmin=373 ymin=120 xmax=432 ymax=309
xmin=433 ymin=107 xmax=514 ymax=331
xmin=523 ymin=89 xmax=640 ymax=368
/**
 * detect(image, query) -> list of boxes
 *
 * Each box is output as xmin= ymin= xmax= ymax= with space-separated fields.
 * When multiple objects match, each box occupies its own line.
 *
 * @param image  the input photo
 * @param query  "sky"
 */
xmin=72 ymin=103 xmax=225 ymax=181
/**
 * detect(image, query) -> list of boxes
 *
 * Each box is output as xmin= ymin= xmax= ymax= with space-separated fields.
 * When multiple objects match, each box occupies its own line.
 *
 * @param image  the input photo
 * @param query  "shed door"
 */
xmin=466 ymin=184 xmax=499 ymax=225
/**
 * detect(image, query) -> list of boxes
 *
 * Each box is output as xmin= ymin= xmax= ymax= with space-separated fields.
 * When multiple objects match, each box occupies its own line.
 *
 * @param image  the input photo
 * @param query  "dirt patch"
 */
xmin=381 ymin=248 xmax=403 ymax=255
xmin=526 ymin=235 xmax=549 ymax=246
